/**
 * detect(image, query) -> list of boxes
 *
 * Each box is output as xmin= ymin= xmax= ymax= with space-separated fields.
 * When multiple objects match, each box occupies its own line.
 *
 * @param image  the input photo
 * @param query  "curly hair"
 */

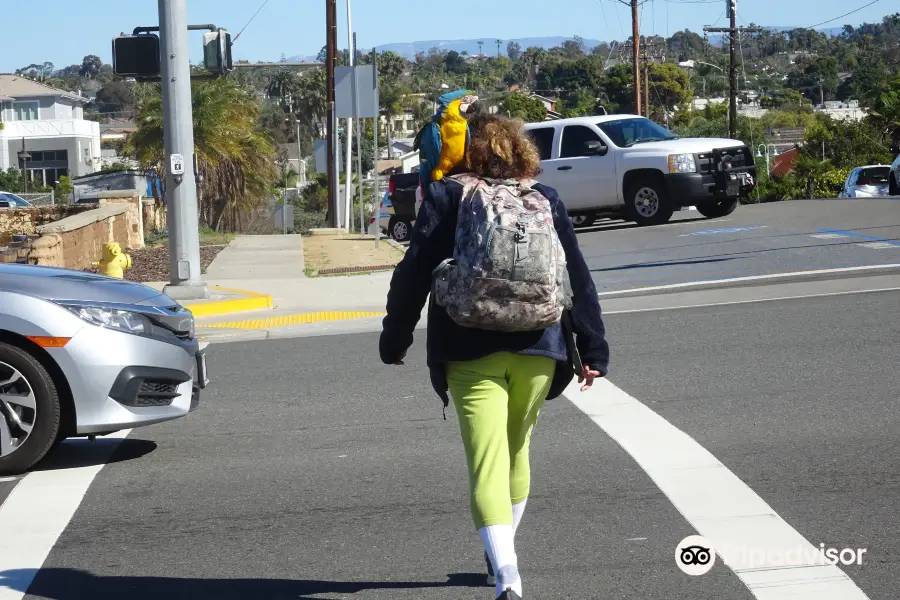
xmin=465 ymin=113 xmax=541 ymax=180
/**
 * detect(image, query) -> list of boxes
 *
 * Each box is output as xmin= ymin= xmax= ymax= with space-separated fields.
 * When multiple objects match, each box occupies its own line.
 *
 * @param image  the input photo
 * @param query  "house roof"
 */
xmin=0 ymin=75 xmax=88 ymax=103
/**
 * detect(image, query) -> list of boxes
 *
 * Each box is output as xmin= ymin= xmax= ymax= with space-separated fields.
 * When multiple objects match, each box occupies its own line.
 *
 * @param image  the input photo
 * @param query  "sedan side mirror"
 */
xmin=584 ymin=140 xmax=608 ymax=156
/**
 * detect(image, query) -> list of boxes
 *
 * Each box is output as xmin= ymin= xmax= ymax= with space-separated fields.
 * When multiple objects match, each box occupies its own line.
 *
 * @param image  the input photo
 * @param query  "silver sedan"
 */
xmin=0 ymin=263 xmax=208 ymax=475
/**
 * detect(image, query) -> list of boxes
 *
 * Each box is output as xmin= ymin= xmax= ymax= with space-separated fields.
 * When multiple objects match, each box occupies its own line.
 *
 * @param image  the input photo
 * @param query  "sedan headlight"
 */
xmin=668 ymin=153 xmax=697 ymax=173
xmin=62 ymin=305 xmax=151 ymax=336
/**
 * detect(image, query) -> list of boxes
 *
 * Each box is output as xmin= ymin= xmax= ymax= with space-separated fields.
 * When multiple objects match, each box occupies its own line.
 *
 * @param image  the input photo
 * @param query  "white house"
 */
xmin=0 ymin=75 xmax=101 ymax=185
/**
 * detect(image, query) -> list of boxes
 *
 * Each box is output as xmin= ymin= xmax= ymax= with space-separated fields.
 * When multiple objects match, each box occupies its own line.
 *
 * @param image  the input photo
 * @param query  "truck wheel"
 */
xmin=625 ymin=179 xmax=674 ymax=226
xmin=389 ymin=217 xmax=411 ymax=242
xmin=696 ymin=198 xmax=740 ymax=219
xmin=0 ymin=342 xmax=62 ymax=476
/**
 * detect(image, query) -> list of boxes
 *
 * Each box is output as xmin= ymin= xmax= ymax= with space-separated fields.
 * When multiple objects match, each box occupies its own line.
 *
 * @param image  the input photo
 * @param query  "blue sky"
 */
xmin=0 ymin=0 xmax=894 ymax=73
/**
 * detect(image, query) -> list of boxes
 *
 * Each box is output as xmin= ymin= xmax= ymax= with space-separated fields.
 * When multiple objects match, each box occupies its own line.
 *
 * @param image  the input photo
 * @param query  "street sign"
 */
xmin=314 ymin=139 xmax=342 ymax=174
xmin=335 ymin=65 xmax=378 ymax=119
xmin=170 ymin=154 xmax=185 ymax=175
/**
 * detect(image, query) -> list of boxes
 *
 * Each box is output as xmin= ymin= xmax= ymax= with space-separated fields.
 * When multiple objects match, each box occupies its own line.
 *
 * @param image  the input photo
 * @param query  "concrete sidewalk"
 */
xmin=145 ymin=234 xmax=396 ymax=331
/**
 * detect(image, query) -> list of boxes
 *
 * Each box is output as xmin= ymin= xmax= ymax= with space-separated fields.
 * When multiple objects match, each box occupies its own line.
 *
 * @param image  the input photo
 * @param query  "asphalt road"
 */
xmin=1 ymin=287 xmax=895 ymax=600
xmin=577 ymin=199 xmax=900 ymax=292
xmin=2 ymin=199 xmax=899 ymax=600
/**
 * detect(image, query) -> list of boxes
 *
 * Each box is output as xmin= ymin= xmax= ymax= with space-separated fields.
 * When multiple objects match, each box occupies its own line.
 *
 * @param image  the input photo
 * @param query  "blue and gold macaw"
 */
xmin=416 ymin=90 xmax=479 ymax=189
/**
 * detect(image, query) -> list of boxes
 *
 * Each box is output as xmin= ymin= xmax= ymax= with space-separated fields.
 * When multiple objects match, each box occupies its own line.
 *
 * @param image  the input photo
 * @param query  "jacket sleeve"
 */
xmin=379 ymin=182 xmax=453 ymax=364
xmin=539 ymin=184 xmax=611 ymax=376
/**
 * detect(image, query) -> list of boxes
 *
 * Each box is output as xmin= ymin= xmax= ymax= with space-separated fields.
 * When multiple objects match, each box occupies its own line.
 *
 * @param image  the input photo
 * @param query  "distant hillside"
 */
xmin=289 ymin=36 xmax=605 ymax=62
xmin=286 ymin=25 xmax=853 ymax=62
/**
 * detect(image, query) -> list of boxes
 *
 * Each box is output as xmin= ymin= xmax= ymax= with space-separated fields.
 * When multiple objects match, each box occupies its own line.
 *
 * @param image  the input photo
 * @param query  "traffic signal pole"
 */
xmin=158 ymin=0 xmax=208 ymax=300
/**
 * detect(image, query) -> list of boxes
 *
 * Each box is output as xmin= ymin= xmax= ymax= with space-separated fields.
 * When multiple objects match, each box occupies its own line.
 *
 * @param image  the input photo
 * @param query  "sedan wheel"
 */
xmin=0 ymin=343 xmax=61 ymax=476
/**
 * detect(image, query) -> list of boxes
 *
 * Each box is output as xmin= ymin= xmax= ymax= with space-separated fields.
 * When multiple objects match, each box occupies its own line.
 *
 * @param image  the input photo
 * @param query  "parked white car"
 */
xmin=839 ymin=165 xmax=891 ymax=198
xmin=522 ymin=115 xmax=757 ymax=226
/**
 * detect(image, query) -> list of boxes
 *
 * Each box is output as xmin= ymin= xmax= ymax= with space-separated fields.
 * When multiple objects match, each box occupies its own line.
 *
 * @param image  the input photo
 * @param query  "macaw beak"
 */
xmin=459 ymin=95 xmax=479 ymax=114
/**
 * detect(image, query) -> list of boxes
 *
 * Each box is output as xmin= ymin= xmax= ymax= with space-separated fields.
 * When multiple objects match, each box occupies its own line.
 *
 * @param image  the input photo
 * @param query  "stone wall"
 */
xmin=98 ymin=190 xmax=144 ymax=250
xmin=0 ymin=205 xmax=95 ymax=239
xmin=142 ymin=198 xmax=166 ymax=232
xmin=27 ymin=204 xmax=139 ymax=270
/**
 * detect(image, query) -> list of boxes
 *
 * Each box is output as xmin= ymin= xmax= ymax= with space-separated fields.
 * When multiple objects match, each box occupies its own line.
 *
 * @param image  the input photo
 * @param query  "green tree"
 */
xmin=506 ymin=41 xmax=522 ymax=61
xmin=792 ymin=155 xmax=831 ymax=199
xmin=646 ymin=62 xmax=693 ymax=121
xmin=602 ymin=64 xmax=635 ymax=114
xmin=265 ymin=70 xmax=299 ymax=105
xmin=94 ymin=80 xmax=134 ymax=114
xmin=127 ymin=78 xmax=277 ymax=232
xmin=79 ymin=55 xmax=103 ymax=79
xmin=500 ymin=93 xmax=547 ymax=122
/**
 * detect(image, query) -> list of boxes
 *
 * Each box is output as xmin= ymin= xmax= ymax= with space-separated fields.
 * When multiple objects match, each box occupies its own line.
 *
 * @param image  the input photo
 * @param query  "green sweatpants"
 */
xmin=447 ymin=352 xmax=556 ymax=529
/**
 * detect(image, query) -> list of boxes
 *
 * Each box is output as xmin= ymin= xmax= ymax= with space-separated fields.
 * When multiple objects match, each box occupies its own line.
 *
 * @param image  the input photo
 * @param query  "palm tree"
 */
xmin=496 ymin=39 xmax=503 ymax=57
xmin=478 ymin=41 xmax=484 ymax=57
xmin=265 ymin=70 xmax=299 ymax=105
xmin=792 ymin=154 xmax=831 ymax=199
xmin=294 ymin=70 xmax=327 ymax=140
xmin=127 ymin=78 xmax=278 ymax=232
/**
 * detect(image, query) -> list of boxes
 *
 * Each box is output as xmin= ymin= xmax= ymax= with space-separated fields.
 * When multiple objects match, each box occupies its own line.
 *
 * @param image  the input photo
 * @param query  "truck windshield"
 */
xmin=597 ymin=118 xmax=679 ymax=148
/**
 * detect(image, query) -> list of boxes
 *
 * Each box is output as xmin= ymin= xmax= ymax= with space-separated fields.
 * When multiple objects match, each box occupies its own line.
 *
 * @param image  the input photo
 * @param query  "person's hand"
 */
xmin=578 ymin=365 xmax=602 ymax=391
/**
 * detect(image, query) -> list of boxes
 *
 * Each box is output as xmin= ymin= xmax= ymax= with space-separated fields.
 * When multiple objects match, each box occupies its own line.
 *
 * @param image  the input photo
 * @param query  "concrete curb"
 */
xmin=183 ymin=285 xmax=274 ymax=317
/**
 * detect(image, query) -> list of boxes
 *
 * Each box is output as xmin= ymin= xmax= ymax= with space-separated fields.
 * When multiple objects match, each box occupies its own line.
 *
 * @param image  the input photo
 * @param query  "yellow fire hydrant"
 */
xmin=94 ymin=242 xmax=132 ymax=279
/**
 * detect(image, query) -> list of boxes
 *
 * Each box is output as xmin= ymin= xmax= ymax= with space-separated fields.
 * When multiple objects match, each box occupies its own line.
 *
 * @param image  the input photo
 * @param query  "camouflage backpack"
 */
xmin=432 ymin=173 xmax=571 ymax=332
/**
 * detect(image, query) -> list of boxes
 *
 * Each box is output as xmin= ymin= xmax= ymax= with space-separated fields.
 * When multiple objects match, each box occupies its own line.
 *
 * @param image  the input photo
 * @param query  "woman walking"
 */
xmin=379 ymin=114 xmax=609 ymax=599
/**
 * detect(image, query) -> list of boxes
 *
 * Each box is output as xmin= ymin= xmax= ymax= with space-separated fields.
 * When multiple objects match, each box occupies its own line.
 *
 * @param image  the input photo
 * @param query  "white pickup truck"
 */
xmin=522 ymin=115 xmax=757 ymax=226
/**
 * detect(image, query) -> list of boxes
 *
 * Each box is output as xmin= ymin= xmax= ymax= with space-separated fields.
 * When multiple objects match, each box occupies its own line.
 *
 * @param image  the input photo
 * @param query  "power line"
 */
xmin=805 ymin=0 xmax=881 ymax=30
xmin=233 ymin=0 xmax=273 ymax=43
xmin=595 ymin=0 xmax=613 ymax=38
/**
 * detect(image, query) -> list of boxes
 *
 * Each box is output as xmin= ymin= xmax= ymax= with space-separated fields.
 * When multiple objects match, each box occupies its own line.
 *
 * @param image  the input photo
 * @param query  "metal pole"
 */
xmin=644 ymin=57 xmax=650 ymax=119
xmin=159 ymin=0 xmax=207 ymax=299
xmin=325 ymin=0 xmax=337 ymax=228
xmin=354 ymin=32 xmax=364 ymax=235
xmin=728 ymin=0 xmax=738 ymax=139
xmin=372 ymin=48 xmax=379 ymax=248
xmin=344 ymin=0 xmax=354 ymax=231
xmin=631 ymin=0 xmax=642 ymax=116
xmin=282 ymin=188 xmax=288 ymax=235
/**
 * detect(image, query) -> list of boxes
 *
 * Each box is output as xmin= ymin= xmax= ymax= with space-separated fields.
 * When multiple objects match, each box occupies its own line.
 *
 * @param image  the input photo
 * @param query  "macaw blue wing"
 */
xmin=418 ymin=121 xmax=442 ymax=188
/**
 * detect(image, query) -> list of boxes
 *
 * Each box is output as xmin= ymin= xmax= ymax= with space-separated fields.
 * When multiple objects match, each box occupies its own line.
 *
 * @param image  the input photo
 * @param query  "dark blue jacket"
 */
xmin=379 ymin=178 xmax=610 ymax=406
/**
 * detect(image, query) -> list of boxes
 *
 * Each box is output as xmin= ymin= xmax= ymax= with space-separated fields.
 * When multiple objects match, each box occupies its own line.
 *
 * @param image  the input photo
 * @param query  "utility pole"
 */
xmin=159 ymin=0 xmax=207 ymax=300
xmin=728 ymin=0 xmax=737 ymax=139
xmin=631 ymin=0 xmax=641 ymax=115
xmin=325 ymin=0 xmax=338 ymax=227
xmin=344 ymin=0 xmax=354 ymax=231
xmin=614 ymin=0 xmax=644 ymax=115
xmin=353 ymin=32 xmax=364 ymax=235
xmin=644 ymin=60 xmax=650 ymax=118
xmin=704 ymin=0 xmax=761 ymax=139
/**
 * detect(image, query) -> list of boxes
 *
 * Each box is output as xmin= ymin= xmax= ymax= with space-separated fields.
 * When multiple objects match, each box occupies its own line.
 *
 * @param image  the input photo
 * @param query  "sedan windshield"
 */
xmin=597 ymin=118 xmax=679 ymax=148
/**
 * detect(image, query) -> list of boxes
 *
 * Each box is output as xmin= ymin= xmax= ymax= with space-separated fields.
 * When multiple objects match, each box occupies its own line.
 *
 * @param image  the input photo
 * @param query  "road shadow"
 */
xmin=591 ymin=257 xmax=737 ymax=273
xmin=0 ymin=569 xmax=486 ymax=600
xmin=34 ymin=438 xmax=157 ymax=472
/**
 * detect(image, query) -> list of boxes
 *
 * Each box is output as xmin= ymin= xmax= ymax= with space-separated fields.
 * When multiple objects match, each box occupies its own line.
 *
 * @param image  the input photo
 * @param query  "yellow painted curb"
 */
xmin=197 ymin=311 xmax=385 ymax=329
xmin=182 ymin=285 xmax=274 ymax=318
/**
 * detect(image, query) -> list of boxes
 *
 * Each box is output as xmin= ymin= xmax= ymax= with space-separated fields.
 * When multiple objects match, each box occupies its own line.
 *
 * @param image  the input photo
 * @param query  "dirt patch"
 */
xmin=303 ymin=234 xmax=405 ymax=275
xmin=85 ymin=244 xmax=228 ymax=282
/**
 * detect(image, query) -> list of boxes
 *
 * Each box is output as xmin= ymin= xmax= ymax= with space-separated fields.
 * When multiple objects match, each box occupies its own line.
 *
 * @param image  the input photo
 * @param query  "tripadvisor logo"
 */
xmin=675 ymin=535 xmax=867 ymax=576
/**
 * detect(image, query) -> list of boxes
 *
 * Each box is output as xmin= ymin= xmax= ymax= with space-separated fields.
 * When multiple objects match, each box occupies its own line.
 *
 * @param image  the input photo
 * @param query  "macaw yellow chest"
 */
xmin=432 ymin=114 xmax=468 ymax=181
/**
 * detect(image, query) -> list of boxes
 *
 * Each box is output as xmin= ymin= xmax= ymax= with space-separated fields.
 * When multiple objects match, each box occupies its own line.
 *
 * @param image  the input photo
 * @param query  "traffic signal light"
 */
xmin=203 ymin=30 xmax=233 ymax=75
xmin=112 ymin=35 xmax=161 ymax=78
